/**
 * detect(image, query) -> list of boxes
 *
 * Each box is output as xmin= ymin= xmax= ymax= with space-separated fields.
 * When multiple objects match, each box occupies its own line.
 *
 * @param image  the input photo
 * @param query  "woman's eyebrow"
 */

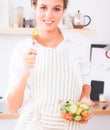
xmin=39 ymin=4 xmax=62 ymax=8
xmin=39 ymin=4 xmax=46 ymax=6
xmin=55 ymin=5 xmax=63 ymax=8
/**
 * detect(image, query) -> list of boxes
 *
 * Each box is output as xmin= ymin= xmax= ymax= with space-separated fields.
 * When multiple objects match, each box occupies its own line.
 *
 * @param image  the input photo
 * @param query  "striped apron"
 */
xmin=15 ymin=47 xmax=82 ymax=130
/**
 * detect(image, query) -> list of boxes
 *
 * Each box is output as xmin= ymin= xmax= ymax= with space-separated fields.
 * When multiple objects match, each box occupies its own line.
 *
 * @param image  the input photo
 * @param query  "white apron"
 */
xmin=15 ymin=48 xmax=82 ymax=130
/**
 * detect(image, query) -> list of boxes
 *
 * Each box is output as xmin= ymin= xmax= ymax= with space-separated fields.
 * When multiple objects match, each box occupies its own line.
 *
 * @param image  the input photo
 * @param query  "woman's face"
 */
xmin=35 ymin=0 xmax=64 ymax=31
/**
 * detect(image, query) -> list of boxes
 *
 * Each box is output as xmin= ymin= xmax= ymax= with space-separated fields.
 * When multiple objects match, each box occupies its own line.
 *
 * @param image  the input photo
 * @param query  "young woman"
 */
xmin=6 ymin=0 xmax=94 ymax=130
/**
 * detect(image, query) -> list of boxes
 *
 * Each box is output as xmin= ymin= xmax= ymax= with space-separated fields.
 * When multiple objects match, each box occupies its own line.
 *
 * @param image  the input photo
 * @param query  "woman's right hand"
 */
xmin=24 ymin=48 xmax=37 ymax=74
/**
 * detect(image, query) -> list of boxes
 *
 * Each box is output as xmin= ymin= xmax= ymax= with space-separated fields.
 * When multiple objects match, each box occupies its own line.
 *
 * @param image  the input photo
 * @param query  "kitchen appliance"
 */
xmin=73 ymin=10 xmax=91 ymax=29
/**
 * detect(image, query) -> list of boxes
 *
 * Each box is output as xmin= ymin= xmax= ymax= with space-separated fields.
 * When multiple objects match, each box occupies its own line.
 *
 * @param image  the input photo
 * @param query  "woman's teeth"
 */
xmin=44 ymin=20 xmax=53 ymax=24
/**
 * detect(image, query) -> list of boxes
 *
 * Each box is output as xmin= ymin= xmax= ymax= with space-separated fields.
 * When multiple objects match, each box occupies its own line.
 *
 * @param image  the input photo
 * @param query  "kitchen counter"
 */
xmin=93 ymin=101 xmax=110 ymax=115
xmin=0 ymin=113 xmax=19 ymax=119
xmin=0 ymin=102 xmax=110 ymax=119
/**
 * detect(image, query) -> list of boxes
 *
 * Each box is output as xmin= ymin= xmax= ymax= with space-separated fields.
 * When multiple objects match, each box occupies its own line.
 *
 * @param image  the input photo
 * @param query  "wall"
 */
xmin=0 ymin=0 xmax=9 ymax=27
xmin=68 ymin=0 xmax=110 ymax=42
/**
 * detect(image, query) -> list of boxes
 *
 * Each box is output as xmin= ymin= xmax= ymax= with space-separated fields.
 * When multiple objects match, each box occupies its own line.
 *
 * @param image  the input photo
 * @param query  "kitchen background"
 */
xmin=0 ymin=0 xmax=110 ymax=130
xmin=0 ymin=0 xmax=110 ymax=99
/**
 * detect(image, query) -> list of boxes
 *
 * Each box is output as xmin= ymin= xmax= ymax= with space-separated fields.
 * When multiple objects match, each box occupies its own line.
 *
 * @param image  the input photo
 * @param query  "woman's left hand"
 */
xmin=80 ymin=96 xmax=95 ymax=106
xmin=79 ymin=97 xmax=95 ymax=124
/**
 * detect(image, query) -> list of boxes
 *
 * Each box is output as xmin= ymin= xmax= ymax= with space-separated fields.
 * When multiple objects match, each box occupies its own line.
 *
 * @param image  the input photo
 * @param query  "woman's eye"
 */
xmin=40 ymin=6 xmax=46 ymax=10
xmin=54 ymin=8 xmax=61 ymax=12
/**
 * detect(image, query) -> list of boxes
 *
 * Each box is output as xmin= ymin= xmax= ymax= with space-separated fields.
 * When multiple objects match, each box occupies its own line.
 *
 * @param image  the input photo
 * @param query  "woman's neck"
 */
xmin=37 ymin=27 xmax=64 ymax=48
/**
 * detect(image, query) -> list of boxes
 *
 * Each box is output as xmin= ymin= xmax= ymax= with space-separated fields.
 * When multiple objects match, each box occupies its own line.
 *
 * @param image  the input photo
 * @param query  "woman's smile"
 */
xmin=43 ymin=19 xmax=54 ymax=24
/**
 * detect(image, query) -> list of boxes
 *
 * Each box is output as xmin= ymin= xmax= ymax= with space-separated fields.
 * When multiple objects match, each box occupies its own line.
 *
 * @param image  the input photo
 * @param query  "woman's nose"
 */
xmin=45 ymin=9 xmax=53 ymax=18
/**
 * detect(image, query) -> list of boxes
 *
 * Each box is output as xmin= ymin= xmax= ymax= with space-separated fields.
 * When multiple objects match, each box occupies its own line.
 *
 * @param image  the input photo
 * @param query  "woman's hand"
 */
xmin=79 ymin=111 xmax=93 ymax=124
xmin=79 ymin=96 xmax=95 ymax=106
xmin=78 ymin=84 xmax=95 ymax=123
xmin=24 ymin=48 xmax=37 ymax=74
xmin=79 ymin=97 xmax=95 ymax=124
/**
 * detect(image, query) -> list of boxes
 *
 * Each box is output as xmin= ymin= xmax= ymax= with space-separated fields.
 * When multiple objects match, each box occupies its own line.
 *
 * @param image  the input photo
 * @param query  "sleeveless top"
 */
xmin=15 ymin=47 xmax=82 ymax=130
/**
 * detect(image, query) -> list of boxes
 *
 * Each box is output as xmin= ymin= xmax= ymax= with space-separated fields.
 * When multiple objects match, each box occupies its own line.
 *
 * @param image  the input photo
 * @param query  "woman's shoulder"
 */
xmin=60 ymin=28 xmax=88 ymax=44
xmin=13 ymin=37 xmax=33 ymax=52
xmin=59 ymin=28 xmax=90 ymax=56
xmin=16 ymin=37 xmax=33 ymax=48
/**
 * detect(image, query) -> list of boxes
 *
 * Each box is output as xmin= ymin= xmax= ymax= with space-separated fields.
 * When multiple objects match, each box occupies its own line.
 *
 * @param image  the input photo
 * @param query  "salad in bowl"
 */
xmin=59 ymin=100 xmax=92 ymax=122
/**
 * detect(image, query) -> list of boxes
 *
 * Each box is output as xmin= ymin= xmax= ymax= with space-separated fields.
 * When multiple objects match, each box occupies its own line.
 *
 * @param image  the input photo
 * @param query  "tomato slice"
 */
xmin=65 ymin=112 xmax=73 ymax=121
xmin=61 ymin=112 xmax=67 ymax=118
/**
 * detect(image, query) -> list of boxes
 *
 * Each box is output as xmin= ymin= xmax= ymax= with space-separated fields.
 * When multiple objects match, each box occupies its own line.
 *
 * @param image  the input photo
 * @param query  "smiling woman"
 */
xmin=6 ymin=0 xmax=94 ymax=130
xmin=34 ymin=0 xmax=64 ymax=34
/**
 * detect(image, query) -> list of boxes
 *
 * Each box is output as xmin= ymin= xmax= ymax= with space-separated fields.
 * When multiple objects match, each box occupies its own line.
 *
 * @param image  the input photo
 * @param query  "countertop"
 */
xmin=93 ymin=101 xmax=110 ymax=115
xmin=0 ymin=102 xmax=110 ymax=119
xmin=0 ymin=113 xmax=19 ymax=119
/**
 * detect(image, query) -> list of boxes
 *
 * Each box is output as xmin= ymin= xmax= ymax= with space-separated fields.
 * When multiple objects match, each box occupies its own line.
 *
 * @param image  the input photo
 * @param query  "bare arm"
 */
xmin=7 ymin=71 xmax=29 ymax=113
xmin=7 ymin=49 xmax=37 ymax=113
xmin=79 ymin=84 xmax=95 ymax=106
xmin=78 ymin=84 xmax=95 ymax=124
